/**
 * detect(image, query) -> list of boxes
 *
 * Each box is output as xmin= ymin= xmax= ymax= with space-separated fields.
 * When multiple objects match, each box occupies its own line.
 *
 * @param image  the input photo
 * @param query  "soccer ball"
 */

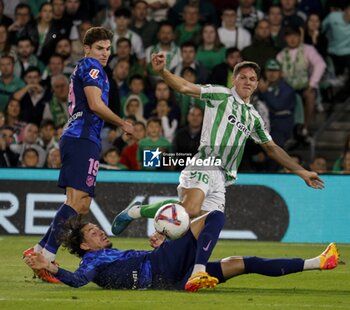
xmin=154 ymin=203 xmax=190 ymax=240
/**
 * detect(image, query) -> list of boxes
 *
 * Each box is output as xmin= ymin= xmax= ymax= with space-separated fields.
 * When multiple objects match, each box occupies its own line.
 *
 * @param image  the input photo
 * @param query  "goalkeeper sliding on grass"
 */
xmin=24 ymin=212 xmax=339 ymax=293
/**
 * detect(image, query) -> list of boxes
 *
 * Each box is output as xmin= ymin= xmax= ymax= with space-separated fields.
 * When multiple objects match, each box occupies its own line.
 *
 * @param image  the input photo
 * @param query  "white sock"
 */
xmin=128 ymin=204 xmax=142 ymax=219
xmin=42 ymin=248 xmax=56 ymax=262
xmin=33 ymin=244 xmax=43 ymax=253
xmin=303 ymin=257 xmax=320 ymax=270
xmin=191 ymin=264 xmax=206 ymax=276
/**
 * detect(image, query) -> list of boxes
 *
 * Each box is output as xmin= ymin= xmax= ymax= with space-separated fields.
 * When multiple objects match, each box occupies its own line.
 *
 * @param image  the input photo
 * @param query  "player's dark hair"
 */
xmin=60 ymin=215 xmax=90 ymax=258
xmin=233 ymin=61 xmax=261 ymax=80
xmin=83 ymin=27 xmax=113 ymax=46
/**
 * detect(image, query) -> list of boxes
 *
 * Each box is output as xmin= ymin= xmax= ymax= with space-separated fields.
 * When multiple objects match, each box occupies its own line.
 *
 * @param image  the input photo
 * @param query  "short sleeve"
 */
xmin=80 ymin=58 xmax=104 ymax=90
xmin=199 ymin=85 xmax=231 ymax=107
xmin=250 ymin=114 xmax=272 ymax=144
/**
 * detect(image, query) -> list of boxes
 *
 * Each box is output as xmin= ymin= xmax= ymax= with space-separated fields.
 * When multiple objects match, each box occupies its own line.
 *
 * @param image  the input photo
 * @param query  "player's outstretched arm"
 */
xmin=84 ymin=86 xmax=134 ymax=134
xmin=151 ymin=52 xmax=201 ymax=99
xmin=261 ymin=140 xmax=324 ymax=189
xmin=24 ymin=252 xmax=96 ymax=288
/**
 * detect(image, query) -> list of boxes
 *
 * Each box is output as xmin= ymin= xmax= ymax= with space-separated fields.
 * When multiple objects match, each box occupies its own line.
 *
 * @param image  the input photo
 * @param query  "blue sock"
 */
xmin=243 ymin=256 xmax=304 ymax=276
xmin=43 ymin=204 xmax=77 ymax=254
xmin=38 ymin=225 xmax=52 ymax=248
xmin=195 ymin=211 xmax=225 ymax=266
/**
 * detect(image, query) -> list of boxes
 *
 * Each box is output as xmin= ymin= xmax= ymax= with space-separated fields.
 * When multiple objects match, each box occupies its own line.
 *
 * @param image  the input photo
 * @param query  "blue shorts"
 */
xmin=58 ymin=136 xmax=101 ymax=197
xmin=149 ymin=230 xmax=225 ymax=290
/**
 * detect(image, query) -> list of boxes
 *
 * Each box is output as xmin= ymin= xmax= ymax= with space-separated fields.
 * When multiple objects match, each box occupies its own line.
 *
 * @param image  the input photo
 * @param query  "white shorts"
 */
xmin=177 ymin=166 xmax=226 ymax=213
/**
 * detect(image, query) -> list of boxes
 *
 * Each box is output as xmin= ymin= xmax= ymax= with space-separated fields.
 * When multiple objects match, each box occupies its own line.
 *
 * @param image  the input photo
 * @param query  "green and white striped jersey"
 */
xmin=198 ymin=85 xmax=272 ymax=184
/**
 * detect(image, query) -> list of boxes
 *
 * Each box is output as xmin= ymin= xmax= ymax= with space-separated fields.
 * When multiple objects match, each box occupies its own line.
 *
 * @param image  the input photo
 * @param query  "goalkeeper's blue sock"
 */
xmin=192 ymin=211 xmax=225 ymax=275
xmin=38 ymin=225 xmax=52 ymax=249
xmin=243 ymin=256 xmax=304 ymax=276
xmin=42 ymin=204 xmax=77 ymax=260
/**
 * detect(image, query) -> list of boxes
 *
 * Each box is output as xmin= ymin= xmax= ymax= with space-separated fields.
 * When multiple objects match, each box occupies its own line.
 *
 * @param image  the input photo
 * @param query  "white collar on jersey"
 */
xmin=231 ymin=87 xmax=253 ymax=108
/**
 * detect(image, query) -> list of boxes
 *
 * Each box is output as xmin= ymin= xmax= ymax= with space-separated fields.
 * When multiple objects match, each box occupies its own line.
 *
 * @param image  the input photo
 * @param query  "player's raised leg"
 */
xmin=112 ymin=165 xmax=217 ymax=235
xmin=111 ymin=199 xmax=179 ymax=235
xmin=111 ymin=188 xmax=206 ymax=235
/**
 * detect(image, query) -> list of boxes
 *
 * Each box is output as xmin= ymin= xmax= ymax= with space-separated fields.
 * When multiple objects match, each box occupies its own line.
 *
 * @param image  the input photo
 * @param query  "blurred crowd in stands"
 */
xmin=0 ymin=0 xmax=350 ymax=173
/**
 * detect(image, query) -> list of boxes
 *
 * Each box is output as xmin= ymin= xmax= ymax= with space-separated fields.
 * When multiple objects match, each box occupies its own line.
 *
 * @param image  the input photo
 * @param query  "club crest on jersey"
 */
xmin=228 ymin=114 xmax=251 ymax=136
xmin=86 ymin=175 xmax=95 ymax=187
xmin=89 ymin=69 xmax=100 ymax=79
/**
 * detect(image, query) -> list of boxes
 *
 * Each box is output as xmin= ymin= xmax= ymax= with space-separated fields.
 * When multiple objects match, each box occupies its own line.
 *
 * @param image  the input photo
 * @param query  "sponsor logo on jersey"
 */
xmin=132 ymin=271 xmax=138 ymax=289
xmin=89 ymin=69 xmax=100 ymax=79
xmin=228 ymin=114 xmax=251 ymax=136
xmin=64 ymin=111 xmax=83 ymax=130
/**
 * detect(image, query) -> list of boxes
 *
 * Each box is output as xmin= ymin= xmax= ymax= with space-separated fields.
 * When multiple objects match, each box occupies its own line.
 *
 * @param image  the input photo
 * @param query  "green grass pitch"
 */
xmin=0 ymin=236 xmax=349 ymax=310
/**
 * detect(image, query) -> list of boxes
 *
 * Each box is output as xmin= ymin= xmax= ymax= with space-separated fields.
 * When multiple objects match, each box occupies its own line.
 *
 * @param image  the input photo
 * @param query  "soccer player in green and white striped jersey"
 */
xmin=112 ymin=52 xmax=324 ymax=292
